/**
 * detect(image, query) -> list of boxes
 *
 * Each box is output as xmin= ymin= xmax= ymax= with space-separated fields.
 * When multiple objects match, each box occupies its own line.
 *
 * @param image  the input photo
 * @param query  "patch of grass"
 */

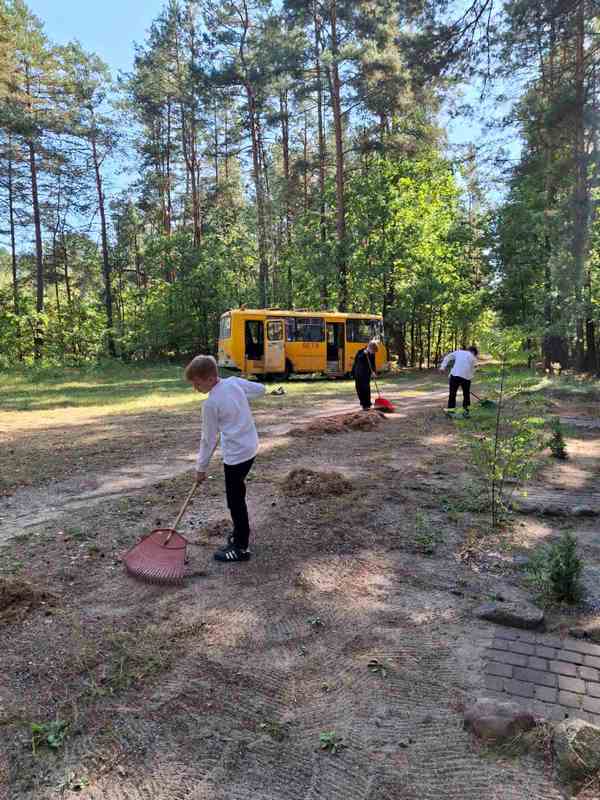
xmin=259 ymin=720 xmax=290 ymax=742
xmin=79 ymin=625 xmax=175 ymax=699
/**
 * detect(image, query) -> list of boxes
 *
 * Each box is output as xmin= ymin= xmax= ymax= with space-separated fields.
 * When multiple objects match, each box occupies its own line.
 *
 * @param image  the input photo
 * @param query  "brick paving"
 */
xmin=484 ymin=628 xmax=600 ymax=725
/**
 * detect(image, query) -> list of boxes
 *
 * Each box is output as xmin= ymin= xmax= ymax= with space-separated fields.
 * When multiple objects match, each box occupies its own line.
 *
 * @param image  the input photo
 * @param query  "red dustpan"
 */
xmin=371 ymin=372 xmax=395 ymax=413
xmin=375 ymin=395 xmax=395 ymax=412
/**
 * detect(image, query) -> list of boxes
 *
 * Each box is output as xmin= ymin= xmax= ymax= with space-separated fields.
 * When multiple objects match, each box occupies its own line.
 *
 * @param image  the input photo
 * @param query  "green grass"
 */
xmin=0 ymin=362 xmax=191 ymax=413
xmin=475 ymin=365 xmax=600 ymax=399
xmin=0 ymin=363 xmax=440 ymax=415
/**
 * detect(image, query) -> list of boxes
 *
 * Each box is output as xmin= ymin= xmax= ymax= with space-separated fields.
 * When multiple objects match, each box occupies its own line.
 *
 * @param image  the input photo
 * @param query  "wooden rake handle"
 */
xmin=164 ymin=483 xmax=198 ymax=545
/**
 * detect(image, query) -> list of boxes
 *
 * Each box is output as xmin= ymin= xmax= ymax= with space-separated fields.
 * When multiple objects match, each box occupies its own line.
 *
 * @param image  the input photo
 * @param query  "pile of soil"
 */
xmin=0 ymin=577 xmax=55 ymax=623
xmin=289 ymin=410 xmax=385 ymax=437
xmin=282 ymin=468 xmax=353 ymax=498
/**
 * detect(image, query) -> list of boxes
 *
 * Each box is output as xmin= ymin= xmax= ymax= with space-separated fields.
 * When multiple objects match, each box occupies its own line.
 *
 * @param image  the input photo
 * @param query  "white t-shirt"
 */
xmin=441 ymin=350 xmax=477 ymax=381
xmin=196 ymin=377 xmax=266 ymax=471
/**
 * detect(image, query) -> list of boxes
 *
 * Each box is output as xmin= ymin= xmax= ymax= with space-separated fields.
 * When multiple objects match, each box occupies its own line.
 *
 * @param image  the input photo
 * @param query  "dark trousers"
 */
xmin=224 ymin=457 xmax=255 ymax=550
xmin=448 ymin=375 xmax=471 ymax=409
xmin=355 ymin=376 xmax=371 ymax=409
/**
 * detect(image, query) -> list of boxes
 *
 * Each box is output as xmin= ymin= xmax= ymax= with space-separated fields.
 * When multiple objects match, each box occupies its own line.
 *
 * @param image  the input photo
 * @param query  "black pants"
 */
xmin=448 ymin=375 xmax=471 ymax=409
xmin=224 ymin=457 xmax=255 ymax=550
xmin=355 ymin=376 xmax=371 ymax=409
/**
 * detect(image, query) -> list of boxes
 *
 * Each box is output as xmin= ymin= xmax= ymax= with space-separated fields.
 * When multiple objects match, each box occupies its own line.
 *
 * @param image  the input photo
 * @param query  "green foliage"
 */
xmin=319 ymin=731 xmax=346 ymax=754
xmin=413 ymin=510 xmax=443 ymax=555
xmin=30 ymin=720 xmax=68 ymax=754
xmin=526 ymin=533 xmax=583 ymax=605
xmin=548 ymin=417 xmax=568 ymax=460
xmin=466 ymin=348 xmax=547 ymax=528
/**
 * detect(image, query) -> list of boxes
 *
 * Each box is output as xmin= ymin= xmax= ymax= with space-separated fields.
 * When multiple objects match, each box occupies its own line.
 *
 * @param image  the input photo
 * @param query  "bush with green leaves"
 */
xmin=526 ymin=533 xmax=583 ymax=604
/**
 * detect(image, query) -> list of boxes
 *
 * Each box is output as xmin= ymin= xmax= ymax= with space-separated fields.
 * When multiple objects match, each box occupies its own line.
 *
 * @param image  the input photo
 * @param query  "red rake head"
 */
xmin=374 ymin=396 xmax=395 ymax=413
xmin=123 ymin=529 xmax=188 ymax=586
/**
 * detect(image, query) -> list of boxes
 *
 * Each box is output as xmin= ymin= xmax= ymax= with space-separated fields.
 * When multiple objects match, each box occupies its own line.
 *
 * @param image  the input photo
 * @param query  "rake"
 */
xmin=471 ymin=390 xmax=497 ymax=409
xmin=123 ymin=483 xmax=197 ymax=585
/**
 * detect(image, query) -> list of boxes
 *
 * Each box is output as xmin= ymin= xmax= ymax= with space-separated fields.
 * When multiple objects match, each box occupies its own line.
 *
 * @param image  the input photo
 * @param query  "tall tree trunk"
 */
xmin=90 ymin=121 xmax=116 ymax=357
xmin=313 ymin=3 xmax=328 ymax=308
xmin=7 ymin=133 xmax=19 ymax=317
xmin=25 ymin=61 xmax=45 ymax=359
xmin=28 ymin=136 xmax=44 ymax=360
xmin=327 ymin=0 xmax=348 ymax=310
xmin=279 ymin=90 xmax=292 ymax=309
xmin=238 ymin=1 xmax=268 ymax=307
xmin=62 ymin=233 xmax=72 ymax=305
xmin=572 ymin=0 xmax=588 ymax=368
xmin=213 ymin=99 xmax=219 ymax=186
xmin=166 ymin=99 xmax=173 ymax=236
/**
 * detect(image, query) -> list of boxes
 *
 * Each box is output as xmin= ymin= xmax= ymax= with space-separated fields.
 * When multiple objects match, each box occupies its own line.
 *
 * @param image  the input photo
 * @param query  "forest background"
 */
xmin=0 ymin=0 xmax=599 ymax=372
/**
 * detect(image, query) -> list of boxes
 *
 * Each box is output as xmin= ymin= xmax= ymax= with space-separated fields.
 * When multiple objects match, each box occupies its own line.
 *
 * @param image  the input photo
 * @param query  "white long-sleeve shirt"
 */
xmin=441 ymin=350 xmax=477 ymax=381
xmin=196 ymin=377 xmax=266 ymax=471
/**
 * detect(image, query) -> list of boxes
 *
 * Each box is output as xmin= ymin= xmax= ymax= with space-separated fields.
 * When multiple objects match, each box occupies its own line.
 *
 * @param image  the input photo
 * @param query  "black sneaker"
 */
xmin=463 ymin=409 xmax=470 ymax=419
xmin=214 ymin=545 xmax=251 ymax=563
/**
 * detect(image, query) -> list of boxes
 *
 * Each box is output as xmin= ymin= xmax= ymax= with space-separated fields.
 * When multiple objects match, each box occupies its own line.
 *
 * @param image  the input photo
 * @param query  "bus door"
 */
xmin=326 ymin=322 xmax=345 ymax=375
xmin=244 ymin=319 xmax=264 ymax=372
xmin=265 ymin=318 xmax=285 ymax=373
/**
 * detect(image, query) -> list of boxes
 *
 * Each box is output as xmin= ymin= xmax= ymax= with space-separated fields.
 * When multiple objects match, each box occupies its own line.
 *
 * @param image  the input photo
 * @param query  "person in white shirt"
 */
xmin=185 ymin=355 xmax=266 ymax=563
xmin=439 ymin=346 xmax=478 ymax=418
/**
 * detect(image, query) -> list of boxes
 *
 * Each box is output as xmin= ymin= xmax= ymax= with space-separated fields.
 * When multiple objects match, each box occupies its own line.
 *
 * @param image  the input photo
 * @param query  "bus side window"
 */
xmin=289 ymin=317 xmax=324 ymax=342
xmin=346 ymin=319 xmax=371 ymax=343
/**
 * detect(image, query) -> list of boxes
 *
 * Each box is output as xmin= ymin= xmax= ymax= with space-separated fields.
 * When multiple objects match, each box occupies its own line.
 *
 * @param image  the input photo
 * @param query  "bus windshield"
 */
xmin=219 ymin=314 xmax=231 ymax=340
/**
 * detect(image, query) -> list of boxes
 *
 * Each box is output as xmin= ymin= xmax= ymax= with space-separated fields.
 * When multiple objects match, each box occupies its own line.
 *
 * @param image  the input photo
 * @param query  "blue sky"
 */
xmin=27 ymin=0 xmax=165 ymax=76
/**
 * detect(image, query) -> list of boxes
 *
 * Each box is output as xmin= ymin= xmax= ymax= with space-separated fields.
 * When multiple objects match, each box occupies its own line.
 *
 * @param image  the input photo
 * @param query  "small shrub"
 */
xmin=548 ymin=417 xmax=568 ymax=460
xmin=526 ymin=533 xmax=582 ymax=604
xmin=30 ymin=720 xmax=68 ymax=754
xmin=319 ymin=731 xmax=346 ymax=754
xmin=413 ymin=511 xmax=443 ymax=555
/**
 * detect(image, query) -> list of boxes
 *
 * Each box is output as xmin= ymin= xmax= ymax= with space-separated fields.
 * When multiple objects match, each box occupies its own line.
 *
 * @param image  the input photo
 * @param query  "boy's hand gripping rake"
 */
xmin=123 ymin=483 xmax=197 ymax=585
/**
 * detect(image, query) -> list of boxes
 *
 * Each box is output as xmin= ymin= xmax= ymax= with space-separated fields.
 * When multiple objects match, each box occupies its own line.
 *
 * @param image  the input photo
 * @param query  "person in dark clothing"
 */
xmin=352 ymin=341 xmax=378 ymax=410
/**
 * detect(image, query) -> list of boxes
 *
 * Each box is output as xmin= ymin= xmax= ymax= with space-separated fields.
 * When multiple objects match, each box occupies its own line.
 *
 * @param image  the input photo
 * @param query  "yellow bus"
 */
xmin=217 ymin=308 xmax=389 ymax=378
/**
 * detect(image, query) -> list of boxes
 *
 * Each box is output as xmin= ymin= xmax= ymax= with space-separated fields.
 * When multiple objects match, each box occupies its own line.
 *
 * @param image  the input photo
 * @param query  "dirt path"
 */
xmin=0 ymin=384 xmax=447 ymax=542
xmin=3 ymin=383 xmax=599 ymax=800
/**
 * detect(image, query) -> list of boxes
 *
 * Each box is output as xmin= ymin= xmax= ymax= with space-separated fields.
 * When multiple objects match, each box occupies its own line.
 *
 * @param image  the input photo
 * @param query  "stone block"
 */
xmin=514 ymin=667 xmax=556 ymax=688
xmin=559 ymin=691 xmax=582 ymax=709
xmin=534 ymin=685 xmax=558 ymax=704
xmin=486 ymin=649 xmax=528 ymax=667
xmin=503 ymin=679 xmax=534 ymax=699
xmin=550 ymin=661 xmax=577 ymax=677
xmin=485 ymin=661 xmax=512 ymax=678
xmin=558 ymin=676 xmax=586 ymax=694
xmin=528 ymin=656 xmax=548 ymax=671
